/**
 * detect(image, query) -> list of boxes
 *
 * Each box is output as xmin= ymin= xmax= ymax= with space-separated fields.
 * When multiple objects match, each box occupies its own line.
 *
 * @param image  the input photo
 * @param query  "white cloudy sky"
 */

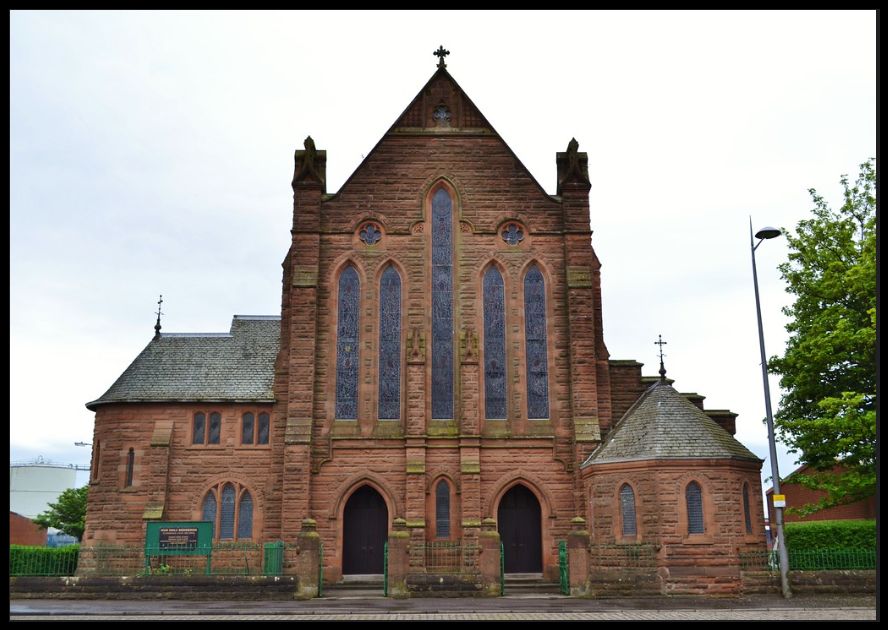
xmin=10 ymin=11 xmax=876 ymax=502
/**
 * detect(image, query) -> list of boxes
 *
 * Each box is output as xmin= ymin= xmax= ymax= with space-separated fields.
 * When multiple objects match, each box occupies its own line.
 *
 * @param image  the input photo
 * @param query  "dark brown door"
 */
xmin=342 ymin=485 xmax=388 ymax=575
xmin=497 ymin=484 xmax=542 ymax=573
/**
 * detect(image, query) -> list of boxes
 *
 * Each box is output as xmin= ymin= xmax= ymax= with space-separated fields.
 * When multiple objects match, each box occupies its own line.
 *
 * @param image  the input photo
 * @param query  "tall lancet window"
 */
xmin=524 ymin=264 xmax=550 ymax=418
xmin=431 ymin=188 xmax=453 ymax=419
xmin=483 ymin=266 xmax=507 ymax=419
xmin=336 ymin=265 xmax=360 ymax=419
xmin=378 ymin=265 xmax=402 ymax=419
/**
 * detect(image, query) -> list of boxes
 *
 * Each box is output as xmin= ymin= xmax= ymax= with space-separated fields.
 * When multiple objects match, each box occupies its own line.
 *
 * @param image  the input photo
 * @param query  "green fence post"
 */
xmin=500 ymin=541 xmax=505 ymax=596
xmin=383 ymin=541 xmax=388 ymax=597
xmin=318 ymin=542 xmax=323 ymax=598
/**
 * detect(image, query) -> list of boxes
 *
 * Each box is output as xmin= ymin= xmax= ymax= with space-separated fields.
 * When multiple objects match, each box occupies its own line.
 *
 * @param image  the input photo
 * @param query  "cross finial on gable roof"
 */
xmin=434 ymin=45 xmax=450 ymax=69
xmin=655 ymin=334 xmax=668 ymax=382
xmin=154 ymin=294 xmax=164 ymax=340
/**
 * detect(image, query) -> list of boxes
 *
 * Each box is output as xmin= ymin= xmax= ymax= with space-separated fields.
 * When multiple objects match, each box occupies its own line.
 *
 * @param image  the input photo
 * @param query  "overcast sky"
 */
xmin=10 ymin=11 xmax=876 ymax=503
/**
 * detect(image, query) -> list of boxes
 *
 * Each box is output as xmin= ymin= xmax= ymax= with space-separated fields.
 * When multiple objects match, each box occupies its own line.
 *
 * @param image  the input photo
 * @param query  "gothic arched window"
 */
xmin=524 ymin=264 xmax=549 ymax=419
xmin=686 ymin=481 xmax=705 ymax=534
xmin=336 ymin=264 xmax=360 ymax=419
xmin=238 ymin=491 xmax=253 ymax=539
xmin=431 ymin=188 xmax=453 ymax=419
xmin=435 ymin=479 xmax=451 ymax=539
xmin=202 ymin=491 xmax=217 ymax=525
xmin=483 ymin=266 xmax=507 ymax=419
xmin=220 ymin=483 xmax=236 ymax=540
xmin=378 ymin=265 xmax=402 ymax=419
xmin=201 ymin=482 xmax=254 ymax=541
xmin=124 ymin=448 xmax=135 ymax=488
xmin=620 ymin=483 xmax=637 ymax=536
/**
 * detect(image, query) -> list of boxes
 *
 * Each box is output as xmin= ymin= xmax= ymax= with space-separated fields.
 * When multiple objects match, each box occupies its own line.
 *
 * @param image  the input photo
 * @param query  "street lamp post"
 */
xmin=749 ymin=219 xmax=791 ymax=599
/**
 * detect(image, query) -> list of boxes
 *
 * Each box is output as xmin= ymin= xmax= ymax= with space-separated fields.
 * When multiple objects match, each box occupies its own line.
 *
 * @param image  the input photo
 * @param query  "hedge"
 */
xmin=783 ymin=520 xmax=875 ymax=550
xmin=9 ymin=544 xmax=79 ymax=576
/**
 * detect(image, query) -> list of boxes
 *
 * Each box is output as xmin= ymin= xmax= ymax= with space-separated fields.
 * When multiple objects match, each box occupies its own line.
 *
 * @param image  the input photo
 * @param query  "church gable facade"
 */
xmin=84 ymin=55 xmax=765 ymax=593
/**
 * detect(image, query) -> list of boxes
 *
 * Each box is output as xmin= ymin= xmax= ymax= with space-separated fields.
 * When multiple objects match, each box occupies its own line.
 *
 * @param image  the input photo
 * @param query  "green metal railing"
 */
xmin=499 ymin=541 xmax=505 ymax=596
xmin=9 ymin=545 xmax=79 ymax=576
xmin=383 ymin=541 xmax=388 ymax=597
xmin=589 ymin=543 xmax=658 ymax=569
xmin=318 ymin=541 xmax=324 ymax=597
xmin=740 ymin=548 xmax=876 ymax=572
xmin=415 ymin=541 xmax=479 ymax=575
xmin=263 ymin=541 xmax=284 ymax=576
xmin=558 ymin=540 xmax=569 ymax=595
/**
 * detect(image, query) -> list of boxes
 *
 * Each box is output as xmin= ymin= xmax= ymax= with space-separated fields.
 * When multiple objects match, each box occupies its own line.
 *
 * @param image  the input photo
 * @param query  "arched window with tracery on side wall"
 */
xmin=201 ymin=482 xmax=255 ymax=541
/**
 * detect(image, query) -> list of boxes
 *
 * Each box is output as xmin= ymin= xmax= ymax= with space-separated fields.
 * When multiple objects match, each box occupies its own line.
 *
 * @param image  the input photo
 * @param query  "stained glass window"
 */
xmin=743 ymin=483 xmax=752 ymax=534
xmin=336 ymin=265 xmax=360 ymax=419
xmin=435 ymin=480 xmax=451 ymax=539
xmin=202 ymin=491 xmax=217 ymax=526
xmin=242 ymin=413 xmax=254 ymax=445
xmin=483 ymin=266 xmax=507 ymax=419
xmin=208 ymin=412 xmax=221 ymax=445
xmin=359 ymin=223 xmax=382 ymax=245
xmin=431 ymin=188 xmax=453 ymax=419
xmin=220 ymin=483 xmax=236 ymax=540
xmin=125 ymin=448 xmax=134 ymax=488
xmin=238 ymin=491 xmax=253 ymax=539
xmin=686 ymin=481 xmax=704 ymax=534
xmin=257 ymin=413 xmax=270 ymax=445
xmin=378 ymin=265 xmax=401 ymax=419
xmin=620 ymin=484 xmax=637 ymax=536
xmin=524 ymin=265 xmax=549 ymax=419
xmin=501 ymin=222 xmax=524 ymax=246
xmin=193 ymin=413 xmax=205 ymax=445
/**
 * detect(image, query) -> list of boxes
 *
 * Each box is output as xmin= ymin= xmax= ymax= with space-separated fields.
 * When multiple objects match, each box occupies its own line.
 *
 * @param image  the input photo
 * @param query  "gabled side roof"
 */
xmin=582 ymin=380 xmax=761 ymax=466
xmin=328 ymin=66 xmax=558 ymax=202
xmin=85 ymin=316 xmax=280 ymax=410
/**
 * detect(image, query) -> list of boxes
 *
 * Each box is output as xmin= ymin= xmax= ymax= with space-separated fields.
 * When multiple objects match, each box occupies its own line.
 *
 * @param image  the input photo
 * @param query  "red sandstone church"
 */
xmin=84 ymin=50 xmax=767 ymax=594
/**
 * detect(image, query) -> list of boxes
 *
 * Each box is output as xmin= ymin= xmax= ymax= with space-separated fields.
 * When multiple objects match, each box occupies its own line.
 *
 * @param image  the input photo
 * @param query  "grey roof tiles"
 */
xmin=85 ymin=316 xmax=279 ymax=410
xmin=582 ymin=380 xmax=760 ymax=466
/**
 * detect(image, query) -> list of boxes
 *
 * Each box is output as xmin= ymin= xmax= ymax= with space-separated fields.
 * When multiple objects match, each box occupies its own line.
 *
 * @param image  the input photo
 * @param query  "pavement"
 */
xmin=9 ymin=593 xmax=878 ymax=621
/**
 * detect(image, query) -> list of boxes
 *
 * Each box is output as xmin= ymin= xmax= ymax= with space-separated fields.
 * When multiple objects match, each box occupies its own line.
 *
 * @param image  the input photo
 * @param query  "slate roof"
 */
xmin=85 ymin=316 xmax=280 ymax=410
xmin=581 ymin=380 xmax=760 ymax=466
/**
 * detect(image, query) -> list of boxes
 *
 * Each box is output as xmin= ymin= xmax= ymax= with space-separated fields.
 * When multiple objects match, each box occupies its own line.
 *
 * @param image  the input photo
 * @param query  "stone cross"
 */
xmin=434 ymin=45 xmax=450 ymax=68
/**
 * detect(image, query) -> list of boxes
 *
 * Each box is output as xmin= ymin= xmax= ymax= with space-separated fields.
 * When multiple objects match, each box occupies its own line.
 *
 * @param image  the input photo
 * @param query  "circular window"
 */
xmin=358 ymin=222 xmax=383 ymax=245
xmin=501 ymin=222 xmax=525 ymax=246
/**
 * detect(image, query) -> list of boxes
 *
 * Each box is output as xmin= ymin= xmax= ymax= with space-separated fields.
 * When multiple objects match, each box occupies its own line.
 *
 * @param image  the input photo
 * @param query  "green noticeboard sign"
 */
xmin=145 ymin=521 xmax=214 ymax=556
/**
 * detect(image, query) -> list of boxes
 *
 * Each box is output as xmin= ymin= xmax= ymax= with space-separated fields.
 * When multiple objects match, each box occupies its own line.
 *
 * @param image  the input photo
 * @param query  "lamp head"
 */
xmin=755 ymin=226 xmax=782 ymax=240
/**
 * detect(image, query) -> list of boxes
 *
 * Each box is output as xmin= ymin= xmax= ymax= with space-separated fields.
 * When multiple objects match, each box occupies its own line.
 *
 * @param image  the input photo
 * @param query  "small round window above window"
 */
xmin=501 ymin=222 xmax=525 ymax=246
xmin=358 ymin=222 xmax=383 ymax=245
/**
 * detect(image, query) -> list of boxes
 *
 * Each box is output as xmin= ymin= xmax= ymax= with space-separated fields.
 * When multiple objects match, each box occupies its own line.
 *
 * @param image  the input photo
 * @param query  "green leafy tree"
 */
xmin=33 ymin=485 xmax=88 ymax=540
xmin=770 ymin=159 xmax=876 ymax=514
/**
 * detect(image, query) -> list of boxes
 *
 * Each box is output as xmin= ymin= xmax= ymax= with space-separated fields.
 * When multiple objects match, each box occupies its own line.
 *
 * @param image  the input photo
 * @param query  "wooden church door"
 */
xmin=497 ymin=484 xmax=542 ymax=573
xmin=342 ymin=485 xmax=388 ymax=575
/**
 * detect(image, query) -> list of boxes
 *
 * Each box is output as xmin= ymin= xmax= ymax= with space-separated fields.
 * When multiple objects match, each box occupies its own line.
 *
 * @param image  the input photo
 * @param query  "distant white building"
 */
xmin=9 ymin=459 xmax=80 ymax=519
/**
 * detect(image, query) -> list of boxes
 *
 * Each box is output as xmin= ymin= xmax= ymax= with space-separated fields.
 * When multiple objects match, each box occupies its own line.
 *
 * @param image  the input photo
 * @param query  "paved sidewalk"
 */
xmin=10 ymin=594 xmax=877 ymax=621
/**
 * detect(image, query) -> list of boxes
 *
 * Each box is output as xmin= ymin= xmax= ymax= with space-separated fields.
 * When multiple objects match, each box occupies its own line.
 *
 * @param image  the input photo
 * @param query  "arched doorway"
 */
xmin=342 ymin=485 xmax=388 ymax=575
xmin=497 ymin=484 xmax=542 ymax=573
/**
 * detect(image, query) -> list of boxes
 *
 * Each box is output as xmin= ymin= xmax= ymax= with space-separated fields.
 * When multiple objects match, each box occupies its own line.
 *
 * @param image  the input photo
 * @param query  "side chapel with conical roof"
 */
xmin=84 ymin=50 xmax=767 ymax=595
